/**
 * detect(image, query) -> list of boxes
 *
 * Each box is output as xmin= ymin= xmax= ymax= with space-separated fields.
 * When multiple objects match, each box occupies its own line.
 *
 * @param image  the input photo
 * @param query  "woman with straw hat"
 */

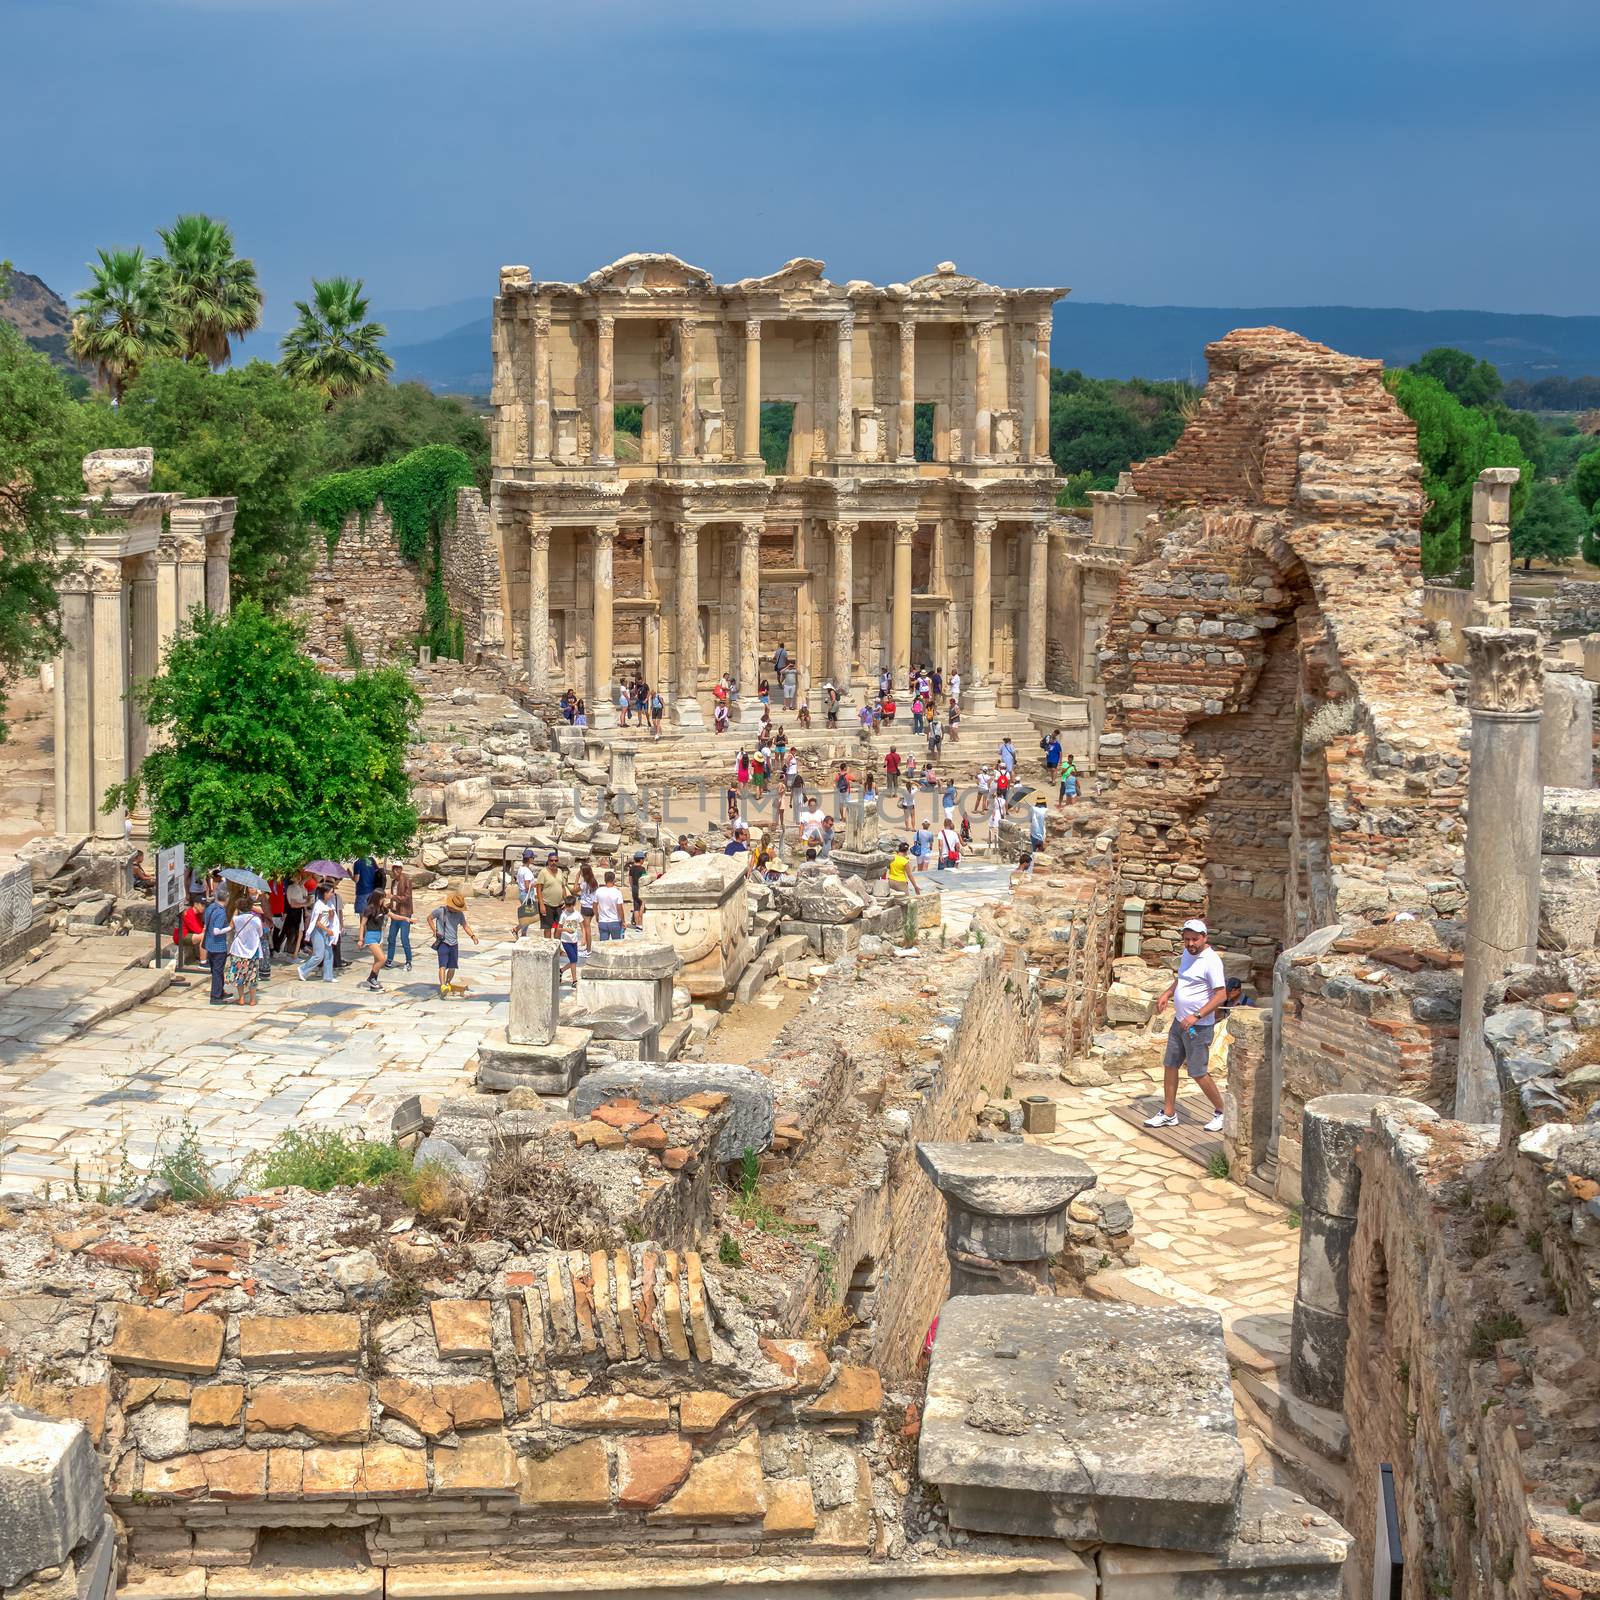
xmin=427 ymin=890 xmax=478 ymax=998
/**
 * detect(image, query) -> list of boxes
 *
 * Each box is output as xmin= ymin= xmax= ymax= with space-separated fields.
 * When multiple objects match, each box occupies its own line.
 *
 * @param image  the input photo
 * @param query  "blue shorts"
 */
xmin=598 ymin=923 xmax=624 ymax=942
xmin=437 ymin=943 xmax=461 ymax=969
xmin=561 ymin=941 xmax=579 ymax=963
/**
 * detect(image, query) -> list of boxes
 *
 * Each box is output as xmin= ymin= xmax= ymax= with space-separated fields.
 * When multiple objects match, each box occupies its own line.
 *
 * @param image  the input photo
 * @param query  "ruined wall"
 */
xmin=289 ymin=508 xmax=428 ymax=666
xmin=1343 ymin=1091 xmax=1600 ymax=1599
xmin=441 ymin=487 xmax=505 ymax=661
xmin=1100 ymin=329 xmax=1469 ymax=970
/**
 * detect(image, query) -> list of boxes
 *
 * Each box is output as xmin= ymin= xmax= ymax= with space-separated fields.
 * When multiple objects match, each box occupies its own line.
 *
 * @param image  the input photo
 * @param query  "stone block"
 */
xmin=1540 ymin=854 xmax=1600 ymax=951
xmin=445 ymin=777 xmax=494 ymax=829
xmin=616 ymin=1435 xmax=692 ymax=1510
xmin=648 ymin=1431 xmax=765 ymax=1523
xmin=1298 ymin=1094 xmax=1383 ymax=1220
xmin=571 ymin=1064 xmax=774 ymax=1165
xmin=578 ymin=940 xmax=679 ymax=1028
xmin=792 ymin=863 xmax=866 ymax=923
xmin=237 ymin=1313 xmax=360 ymax=1369
xmin=475 ymin=1026 xmax=590 ymax=1096
xmin=508 ymin=943 xmax=562 ymax=1048
xmin=916 ymin=1142 xmax=1098 ymax=1265
xmin=642 ymin=855 xmax=750 ymax=998
xmin=109 ymin=1307 xmax=224 ymax=1375
xmin=0 ymin=1403 xmax=107 ymax=1589
xmin=1105 ymin=981 xmax=1159 ymax=1026
xmin=1541 ymin=671 xmax=1594 ymax=789
xmin=920 ymin=1297 xmax=1244 ymax=1553
xmin=517 ymin=1439 xmax=609 ymax=1509
xmin=1542 ymin=787 xmax=1600 ymax=856
xmin=430 ymin=1300 xmax=493 ymax=1359
xmin=244 ymin=1382 xmax=371 ymax=1443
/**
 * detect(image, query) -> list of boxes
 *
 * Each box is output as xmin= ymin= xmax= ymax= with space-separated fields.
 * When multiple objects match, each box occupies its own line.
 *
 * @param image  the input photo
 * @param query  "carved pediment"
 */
xmin=584 ymin=253 xmax=715 ymax=294
xmin=907 ymin=260 xmax=997 ymax=295
xmin=728 ymin=258 xmax=830 ymax=294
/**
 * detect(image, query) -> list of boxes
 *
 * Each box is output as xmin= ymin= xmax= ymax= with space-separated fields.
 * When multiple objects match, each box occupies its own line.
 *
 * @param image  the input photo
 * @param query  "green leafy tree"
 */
xmin=1573 ymin=447 xmax=1600 ymax=565
xmin=102 ymin=358 xmax=328 ymax=606
xmin=0 ymin=324 xmax=97 ymax=741
xmin=324 ymin=380 xmax=489 ymax=487
xmin=1048 ymin=370 xmax=1193 ymax=491
xmin=150 ymin=214 xmax=263 ymax=367
xmin=67 ymin=247 xmax=174 ymax=400
xmin=1386 ymin=370 xmax=1529 ymax=574
xmin=1511 ymin=481 xmax=1585 ymax=570
xmin=108 ymin=601 xmax=420 ymax=875
xmin=280 ymin=276 xmax=395 ymax=402
xmin=1409 ymin=347 xmax=1503 ymax=410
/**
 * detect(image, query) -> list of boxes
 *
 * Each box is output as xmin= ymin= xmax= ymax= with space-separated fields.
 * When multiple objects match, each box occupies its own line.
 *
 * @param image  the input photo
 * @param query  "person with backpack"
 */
xmin=428 ymin=890 xmax=478 ymax=997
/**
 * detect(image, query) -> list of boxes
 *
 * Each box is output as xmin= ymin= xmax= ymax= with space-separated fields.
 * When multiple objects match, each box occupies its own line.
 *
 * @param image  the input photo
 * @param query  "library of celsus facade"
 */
xmin=487 ymin=254 xmax=1070 ymax=725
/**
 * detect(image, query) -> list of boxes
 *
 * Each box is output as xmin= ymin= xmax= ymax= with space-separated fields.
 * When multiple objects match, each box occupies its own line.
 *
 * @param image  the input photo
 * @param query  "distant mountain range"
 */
xmin=382 ymin=301 xmax=1600 ymax=397
xmin=11 ymin=268 xmax=1600 ymax=396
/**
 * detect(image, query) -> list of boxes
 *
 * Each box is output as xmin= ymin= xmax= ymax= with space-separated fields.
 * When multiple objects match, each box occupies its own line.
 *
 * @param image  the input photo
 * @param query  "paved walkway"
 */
xmin=0 ymin=937 xmax=173 ymax=1062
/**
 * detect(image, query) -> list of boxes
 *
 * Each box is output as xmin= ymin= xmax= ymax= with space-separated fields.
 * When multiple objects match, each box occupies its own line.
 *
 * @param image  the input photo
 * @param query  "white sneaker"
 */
xmin=1204 ymin=1112 xmax=1225 ymax=1133
xmin=1144 ymin=1111 xmax=1179 ymax=1128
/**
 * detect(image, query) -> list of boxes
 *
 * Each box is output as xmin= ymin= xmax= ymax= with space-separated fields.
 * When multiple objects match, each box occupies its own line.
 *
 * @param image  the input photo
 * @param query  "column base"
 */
xmin=967 ymin=685 xmax=998 ymax=716
xmin=673 ymin=698 xmax=705 ymax=729
xmin=738 ymin=701 xmax=767 ymax=729
xmin=591 ymin=702 xmax=616 ymax=730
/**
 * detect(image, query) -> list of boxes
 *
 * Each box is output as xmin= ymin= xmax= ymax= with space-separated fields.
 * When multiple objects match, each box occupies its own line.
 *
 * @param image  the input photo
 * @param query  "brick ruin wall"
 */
xmin=441 ymin=487 xmax=503 ymax=661
xmin=1100 ymin=328 xmax=1469 ymax=977
xmin=288 ymin=506 xmax=429 ymax=667
xmin=1343 ymin=1098 xmax=1600 ymax=1600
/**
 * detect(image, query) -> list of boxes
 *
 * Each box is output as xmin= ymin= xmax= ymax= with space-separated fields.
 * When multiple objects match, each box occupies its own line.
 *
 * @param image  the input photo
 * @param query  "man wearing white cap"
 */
xmin=1146 ymin=918 xmax=1227 ymax=1132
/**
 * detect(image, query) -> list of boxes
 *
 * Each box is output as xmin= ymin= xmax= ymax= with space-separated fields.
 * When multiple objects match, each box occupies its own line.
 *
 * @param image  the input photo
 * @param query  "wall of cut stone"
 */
xmin=288 ymin=507 xmax=428 ymax=667
xmin=440 ymin=487 xmax=504 ymax=661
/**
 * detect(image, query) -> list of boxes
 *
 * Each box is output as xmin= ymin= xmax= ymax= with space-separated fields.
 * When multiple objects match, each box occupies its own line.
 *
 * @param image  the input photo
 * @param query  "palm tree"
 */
xmin=279 ymin=276 xmax=394 ymax=402
xmin=151 ymin=213 xmax=263 ymax=367
xmin=68 ymin=246 xmax=174 ymax=400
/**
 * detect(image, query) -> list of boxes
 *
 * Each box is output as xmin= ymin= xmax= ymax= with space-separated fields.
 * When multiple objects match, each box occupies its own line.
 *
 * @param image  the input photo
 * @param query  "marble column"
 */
xmin=1457 ymin=627 xmax=1543 ymax=1123
xmin=591 ymin=524 xmax=616 ymax=727
xmin=1033 ymin=317 xmax=1052 ymax=461
xmin=527 ymin=520 xmax=551 ymax=696
xmin=531 ymin=313 xmax=552 ymax=462
xmin=835 ymin=316 xmax=855 ymax=461
xmin=1469 ymin=466 xmax=1519 ymax=627
xmin=830 ymin=519 xmax=856 ymax=695
xmin=593 ymin=314 xmax=615 ymax=465
xmin=90 ymin=560 xmax=129 ymax=839
xmin=55 ymin=576 xmax=93 ymax=836
xmin=968 ymin=518 xmax=996 ymax=714
xmin=897 ymin=319 xmax=917 ymax=464
xmin=176 ymin=535 xmax=206 ymax=625
xmin=676 ymin=316 xmax=698 ymax=462
xmin=204 ymin=533 xmax=231 ymax=616
xmin=737 ymin=520 xmax=763 ymax=724
xmin=742 ymin=318 xmax=762 ymax=463
xmin=155 ymin=534 xmax=181 ymax=660
xmin=1025 ymin=522 xmax=1049 ymax=690
xmin=674 ymin=523 xmax=703 ymax=726
xmin=892 ymin=519 xmax=916 ymax=689
xmin=128 ymin=554 xmax=159 ymax=771
xmin=972 ymin=320 xmax=994 ymax=462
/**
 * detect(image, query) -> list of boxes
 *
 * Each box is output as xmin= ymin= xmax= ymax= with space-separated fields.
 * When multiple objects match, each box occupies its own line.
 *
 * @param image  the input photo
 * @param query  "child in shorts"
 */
xmin=558 ymin=896 xmax=582 ymax=985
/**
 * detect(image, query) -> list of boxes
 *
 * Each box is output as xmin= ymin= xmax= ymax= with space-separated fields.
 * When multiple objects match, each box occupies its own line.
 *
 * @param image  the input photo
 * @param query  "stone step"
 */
xmin=734 ymin=934 xmax=815 ymax=1003
xmin=1235 ymin=1366 xmax=1349 ymax=1462
xmin=1231 ymin=1376 xmax=1352 ymax=1518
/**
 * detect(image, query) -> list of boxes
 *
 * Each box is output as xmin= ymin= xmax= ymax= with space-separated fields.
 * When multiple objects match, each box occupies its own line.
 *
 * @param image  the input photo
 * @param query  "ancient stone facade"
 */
xmin=1096 ymin=329 xmax=1469 ymax=972
xmin=487 ymin=254 xmax=1069 ymax=724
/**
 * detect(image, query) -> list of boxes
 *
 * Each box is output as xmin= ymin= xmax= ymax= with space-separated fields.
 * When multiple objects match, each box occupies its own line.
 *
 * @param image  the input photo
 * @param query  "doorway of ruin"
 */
xmin=760 ymin=401 xmax=795 ymax=474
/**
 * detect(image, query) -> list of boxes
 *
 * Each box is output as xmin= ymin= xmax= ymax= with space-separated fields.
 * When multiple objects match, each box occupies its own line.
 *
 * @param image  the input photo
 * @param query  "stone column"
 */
xmin=835 ymin=316 xmax=855 ymax=461
xmin=128 ymin=554 xmax=159 ymax=771
xmin=154 ymin=533 xmax=181 ymax=660
xmin=897 ymin=318 xmax=917 ymax=464
xmin=176 ymin=535 xmax=206 ymax=625
xmin=1541 ymin=668 xmax=1594 ymax=788
xmin=592 ymin=314 xmax=615 ymax=465
xmin=971 ymin=320 xmax=994 ymax=462
xmin=90 ymin=560 xmax=129 ymax=839
xmin=737 ymin=520 xmax=763 ymax=725
xmin=531 ymin=313 xmax=552 ymax=462
xmin=1025 ymin=521 xmax=1049 ymax=691
xmin=1033 ymin=317 xmax=1052 ymax=461
xmin=527 ymin=520 xmax=551 ymax=697
xmin=1469 ymin=466 xmax=1520 ymax=627
xmin=892 ymin=519 xmax=916 ymax=688
xmin=676 ymin=316 xmax=698 ymax=462
xmin=1457 ymin=626 xmax=1543 ymax=1123
xmin=968 ymin=518 xmax=997 ymax=714
xmin=591 ymin=524 xmax=616 ymax=727
xmin=55 ymin=576 xmax=93 ymax=837
xmin=830 ymin=519 xmax=856 ymax=696
xmin=509 ymin=942 xmax=562 ymax=1048
xmin=1288 ymin=1093 xmax=1385 ymax=1408
xmin=674 ymin=523 xmax=703 ymax=726
xmin=916 ymin=1142 xmax=1097 ymax=1297
xmin=204 ymin=533 xmax=231 ymax=615
xmin=742 ymin=318 xmax=762 ymax=463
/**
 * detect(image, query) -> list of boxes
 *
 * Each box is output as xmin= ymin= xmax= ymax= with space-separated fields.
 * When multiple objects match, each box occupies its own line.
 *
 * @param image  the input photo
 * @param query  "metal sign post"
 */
xmin=156 ymin=845 xmax=185 ymax=971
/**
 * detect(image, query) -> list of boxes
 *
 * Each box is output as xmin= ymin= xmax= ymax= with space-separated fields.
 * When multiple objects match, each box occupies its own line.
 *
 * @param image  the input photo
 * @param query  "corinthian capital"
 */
xmin=596 ymin=313 xmax=615 ymax=337
xmin=745 ymin=317 xmax=762 ymax=340
xmin=1465 ymin=627 xmax=1542 ymax=715
xmin=529 ymin=520 xmax=551 ymax=553
xmin=740 ymin=520 xmax=764 ymax=549
xmin=831 ymin=518 xmax=859 ymax=541
xmin=532 ymin=314 xmax=551 ymax=337
xmin=895 ymin=519 xmax=919 ymax=544
xmin=971 ymin=517 xmax=997 ymax=544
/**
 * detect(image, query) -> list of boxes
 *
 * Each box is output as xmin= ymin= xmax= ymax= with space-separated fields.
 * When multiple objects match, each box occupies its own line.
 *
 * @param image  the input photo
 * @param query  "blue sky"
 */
xmin=6 ymin=0 xmax=1597 ymax=326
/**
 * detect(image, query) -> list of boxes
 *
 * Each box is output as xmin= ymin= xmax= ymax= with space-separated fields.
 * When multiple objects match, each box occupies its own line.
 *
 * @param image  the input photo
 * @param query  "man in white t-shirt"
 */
xmin=1146 ymin=918 xmax=1228 ymax=1132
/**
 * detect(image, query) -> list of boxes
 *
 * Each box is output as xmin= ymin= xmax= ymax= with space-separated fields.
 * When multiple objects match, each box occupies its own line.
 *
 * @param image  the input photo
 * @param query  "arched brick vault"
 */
xmin=1098 ymin=329 xmax=1470 ymax=974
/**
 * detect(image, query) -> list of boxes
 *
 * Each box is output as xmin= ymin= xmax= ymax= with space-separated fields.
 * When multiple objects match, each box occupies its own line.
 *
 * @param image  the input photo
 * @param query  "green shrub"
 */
xmin=254 ymin=1128 xmax=410 ymax=1193
xmin=153 ymin=1118 xmax=232 ymax=1206
xmin=718 ymin=1232 xmax=743 ymax=1268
